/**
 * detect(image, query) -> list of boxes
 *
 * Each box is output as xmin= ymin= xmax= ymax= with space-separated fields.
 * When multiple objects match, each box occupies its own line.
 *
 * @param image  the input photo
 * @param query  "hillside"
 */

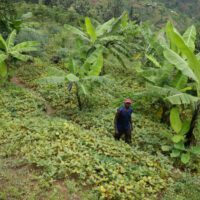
xmin=0 ymin=1 xmax=200 ymax=200
xmin=159 ymin=0 xmax=200 ymax=20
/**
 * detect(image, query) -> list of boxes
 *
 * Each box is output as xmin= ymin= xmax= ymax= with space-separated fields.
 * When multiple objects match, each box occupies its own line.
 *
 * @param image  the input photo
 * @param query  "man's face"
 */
xmin=125 ymin=103 xmax=131 ymax=108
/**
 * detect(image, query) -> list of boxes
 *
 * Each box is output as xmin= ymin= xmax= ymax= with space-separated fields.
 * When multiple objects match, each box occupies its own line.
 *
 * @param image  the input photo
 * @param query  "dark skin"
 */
xmin=114 ymin=103 xmax=133 ymax=134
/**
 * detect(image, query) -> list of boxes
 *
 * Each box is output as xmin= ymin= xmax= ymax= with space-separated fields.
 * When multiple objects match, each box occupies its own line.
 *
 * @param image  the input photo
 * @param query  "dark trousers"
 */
xmin=115 ymin=129 xmax=132 ymax=144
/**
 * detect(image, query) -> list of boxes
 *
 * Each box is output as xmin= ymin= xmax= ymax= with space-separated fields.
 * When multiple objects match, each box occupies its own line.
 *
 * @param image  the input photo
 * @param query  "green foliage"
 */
xmin=0 ymin=84 xmax=173 ymax=200
xmin=170 ymin=107 xmax=182 ymax=133
xmin=65 ymin=13 xmax=131 ymax=70
xmin=162 ymin=107 xmax=200 ymax=164
xmin=0 ymin=30 xmax=39 ymax=79
xmin=37 ymin=49 xmax=105 ymax=110
xmin=0 ymin=0 xmax=17 ymax=37
xmin=1 ymin=1 xmax=200 ymax=199
xmin=163 ymin=175 xmax=200 ymax=200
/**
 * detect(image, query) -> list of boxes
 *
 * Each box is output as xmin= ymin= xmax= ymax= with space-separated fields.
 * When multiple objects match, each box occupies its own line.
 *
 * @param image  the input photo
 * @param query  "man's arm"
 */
xmin=130 ymin=116 xmax=133 ymax=131
xmin=130 ymin=110 xmax=133 ymax=131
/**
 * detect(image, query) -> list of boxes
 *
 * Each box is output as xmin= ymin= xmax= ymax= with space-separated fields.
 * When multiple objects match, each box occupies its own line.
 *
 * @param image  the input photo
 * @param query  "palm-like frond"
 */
xmin=166 ymin=93 xmax=199 ymax=105
xmin=99 ymin=35 xmax=124 ymax=43
xmin=64 ymin=24 xmax=89 ymax=42
xmin=0 ymin=53 xmax=7 ymax=62
xmin=7 ymin=30 xmax=16 ymax=49
xmin=109 ymin=47 xmax=127 ymax=68
xmin=112 ymin=43 xmax=130 ymax=58
xmin=12 ymin=41 xmax=39 ymax=53
xmin=182 ymin=25 xmax=196 ymax=52
xmin=148 ymin=85 xmax=199 ymax=105
xmin=0 ymin=35 xmax=7 ymax=50
xmin=10 ymin=52 xmax=32 ymax=61
xmin=96 ymin=18 xmax=115 ymax=37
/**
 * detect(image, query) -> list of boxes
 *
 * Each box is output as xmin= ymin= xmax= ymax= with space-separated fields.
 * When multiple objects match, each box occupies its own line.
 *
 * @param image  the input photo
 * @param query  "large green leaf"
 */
xmin=109 ymin=47 xmax=127 ymax=68
xmin=170 ymin=107 xmax=182 ymax=133
xmin=85 ymin=17 xmax=97 ymax=43
xmin=190 ymin=146 xmax=200 ymax=155
xmin=96 ymin=18 xmax=115 ymax=37
xmin=67 ymin=59 xmax=77 ymax=74
xmin=166 ymin=93 xmax=199 ymax=105
xmin=180 ymin=121 xmax=191 ymax=135
xmin=170 ymin=149 xmax=181 ymax=158
xmin=64 ymin=25 xmax=89 ymax=42
xmin=0 ymin=61 xmax=7 ymax=77
xmin=79 ymin=83 xmax=87 ymax=95
xmin=157 ymin=30 xmax=168 ymax=48
xmin=0 ymin=34 xmax=7 ymax=50
xmin=172 ymin=135 xmax=184 ymax=143
xmin=88 ymin=51 xmax=103 ymax=76
xmin=166 ymin=21 xmax=200 ymax=83
xmin=12 ymin=41 xmax=39 ymax=52
xmin=110 ymin=12 xmax=127 ymax=33
xmin=172 ymin=72 xmax=188 ymax=90
xmin=166 ymin=21 xmax=176 ymax=52
xmin=7 ymin=30 xmax=16 ymax=49
xmin=181 ymin=153 xmax=190 ymax=164
xmin=99 ymin=35 xmax=124 ymax=43
xmin=120 ymin=12 xmax=128 ymax=28
xmin=145 ymin=54 xmax=161 ymax=68
xmin=164 ymin=48 xmax=198 ymax=82
xmin=183 ymin=25 xmax=196 ymax=52
xmin=66 ymin=73 xmax=79 ymax=82
xmin=174 ymin=142 xmax=185 ymax=151
xmin=0 ymin=53 xmax=7 ymax=63
xmin=11 ymin=52 xmax=32 ymax=61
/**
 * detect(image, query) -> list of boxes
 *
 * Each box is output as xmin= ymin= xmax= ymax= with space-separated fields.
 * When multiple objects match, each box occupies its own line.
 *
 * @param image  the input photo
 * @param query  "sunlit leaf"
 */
xmin=85 ymin=17 xmax=97 ymax=43
xmin=0 ymin=61 xmax=7 ymax=77
xmin=66 ymin=73 xmax=79 ymax=82
xmin=181 ymin=153 xmax=190 ymax=164
xmin=170 ymin=107 xmax=182 ymax=133
xmin=183 ymin=25 xmax=196 ymax=52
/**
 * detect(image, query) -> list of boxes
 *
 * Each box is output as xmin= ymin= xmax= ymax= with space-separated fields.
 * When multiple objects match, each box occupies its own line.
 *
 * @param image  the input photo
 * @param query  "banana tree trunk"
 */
xmin=185 ymin=102 xmax=200 ymax=146
xmin=161 ymin=104 xmax=170 ymax=125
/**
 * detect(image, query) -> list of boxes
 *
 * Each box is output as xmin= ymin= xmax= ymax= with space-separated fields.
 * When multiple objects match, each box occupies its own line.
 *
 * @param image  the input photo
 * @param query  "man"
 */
xmin=114 ymin=99 xmax=133 ymax=144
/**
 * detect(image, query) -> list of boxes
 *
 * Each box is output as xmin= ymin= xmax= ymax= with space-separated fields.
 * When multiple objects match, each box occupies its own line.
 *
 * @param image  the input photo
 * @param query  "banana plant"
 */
xmin=64 ymin=12 xmax=131 ymax=71
xmin=162 ymin=107 xmax=200 ymax=164
xmin=66 ymin=49 xmax=104 ymax=110
xmin=163 ymin=21 xmax=200 ymax=145
xmin=138 ymin=21 xmax=200 ymax=145
xmin=0 ymin=30 xmax=39 ymax=79
xmin=37 ymin=49 xmax=104 ymax=110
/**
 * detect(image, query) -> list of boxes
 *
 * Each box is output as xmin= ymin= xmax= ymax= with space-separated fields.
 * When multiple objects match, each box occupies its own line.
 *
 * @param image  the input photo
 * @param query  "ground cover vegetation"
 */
xmin=0 ymin=0 xmax=200 ymax=199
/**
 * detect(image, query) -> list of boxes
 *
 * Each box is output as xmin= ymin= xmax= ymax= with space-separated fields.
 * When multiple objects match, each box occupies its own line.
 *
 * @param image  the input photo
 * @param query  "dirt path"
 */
xmin=10 ymin=76 xmax=56 ymax=116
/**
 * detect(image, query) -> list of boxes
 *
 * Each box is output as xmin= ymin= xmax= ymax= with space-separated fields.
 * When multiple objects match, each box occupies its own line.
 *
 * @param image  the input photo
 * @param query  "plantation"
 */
xmin=0 ymin=1 xmax=200 ymax=200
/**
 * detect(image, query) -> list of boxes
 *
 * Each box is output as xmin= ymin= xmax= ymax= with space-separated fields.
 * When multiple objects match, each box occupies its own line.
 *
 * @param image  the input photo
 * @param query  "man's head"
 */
xmin=124 ymin=99 xmax=132 ymax=108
